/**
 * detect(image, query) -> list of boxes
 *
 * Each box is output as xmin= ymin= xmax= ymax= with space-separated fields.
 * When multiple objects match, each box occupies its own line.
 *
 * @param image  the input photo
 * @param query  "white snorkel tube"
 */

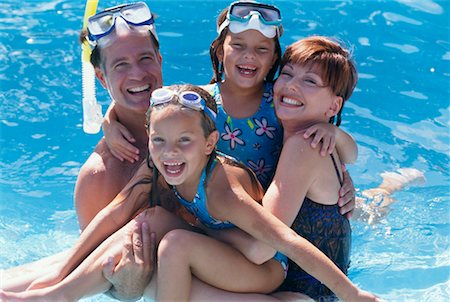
xmin=81 ymin=0 xmax=102 ymax=134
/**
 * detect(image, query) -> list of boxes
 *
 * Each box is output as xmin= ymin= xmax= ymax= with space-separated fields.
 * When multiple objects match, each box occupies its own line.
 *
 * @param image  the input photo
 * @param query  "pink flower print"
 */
xmin=221 ymin=123 xmax=245 ymax=150
xmin=254 ymin=117 xmax=276 ymax=139
xmin=247 ymin=158 xmax=272 ymax=182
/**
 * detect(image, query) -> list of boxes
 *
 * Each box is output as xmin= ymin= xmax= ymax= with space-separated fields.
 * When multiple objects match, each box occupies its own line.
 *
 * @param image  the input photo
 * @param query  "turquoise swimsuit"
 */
xmin=173 ymin=157 xmax=288 ymax=277
xmin=204 ymin=82 xmax=283 ymax=190
xmin=173 ymin=159 xmax=233 ymax=230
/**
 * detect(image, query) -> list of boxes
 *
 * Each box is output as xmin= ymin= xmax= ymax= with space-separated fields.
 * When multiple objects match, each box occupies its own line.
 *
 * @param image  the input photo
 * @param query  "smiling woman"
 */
xmin=0 ymin=0 xmax=448 ymax=302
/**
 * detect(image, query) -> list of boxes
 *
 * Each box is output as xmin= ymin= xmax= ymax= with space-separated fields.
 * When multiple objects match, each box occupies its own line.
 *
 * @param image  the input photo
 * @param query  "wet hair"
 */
xmin=209 ymin=8 xmax=283 ymax=84
xmin=281 ymin=36 xmax=358 ymax=126
xmin=145 ymin=84 xmax=218 ymax=138
xmin=78 ymin=18 xmax=160 ymax=70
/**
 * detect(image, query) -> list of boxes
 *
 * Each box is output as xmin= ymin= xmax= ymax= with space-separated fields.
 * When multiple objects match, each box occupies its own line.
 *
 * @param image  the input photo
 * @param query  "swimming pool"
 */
xmin=0 ymin=0 xmax=448 ymax=301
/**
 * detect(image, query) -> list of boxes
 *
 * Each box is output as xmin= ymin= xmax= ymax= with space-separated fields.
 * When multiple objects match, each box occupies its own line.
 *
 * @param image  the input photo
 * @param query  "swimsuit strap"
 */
xmin=330 ymin=153 xmax=343 ymax=186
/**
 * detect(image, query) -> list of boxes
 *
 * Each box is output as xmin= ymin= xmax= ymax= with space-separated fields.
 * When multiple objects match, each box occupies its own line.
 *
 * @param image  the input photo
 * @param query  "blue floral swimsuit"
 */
xmin=203 ymin=82 xmax=283 ymax=190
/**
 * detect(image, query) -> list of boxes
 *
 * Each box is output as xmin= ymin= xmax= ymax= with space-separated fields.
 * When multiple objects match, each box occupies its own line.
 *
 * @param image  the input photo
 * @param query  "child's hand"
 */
xmin=103 ymin=119 xmax=140 ymax=163
xmin=303 ymin=123 xmax=337 ymax=156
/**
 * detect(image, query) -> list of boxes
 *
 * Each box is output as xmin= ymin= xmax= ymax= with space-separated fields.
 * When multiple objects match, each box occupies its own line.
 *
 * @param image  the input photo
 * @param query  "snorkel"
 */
xmin=81 ymin=2 xmax=159 ymax=134
xmin=81 ymin=0 xmax=102 ymax=134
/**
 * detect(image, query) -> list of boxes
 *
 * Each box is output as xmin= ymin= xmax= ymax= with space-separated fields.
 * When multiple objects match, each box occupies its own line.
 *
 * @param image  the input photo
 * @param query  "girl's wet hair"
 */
xmin=145 ymin=84 xmax=218 ymax=138
xmin=281 ymin=36 xmax=358 ymax=126
xmin=209 ymin=8 xmax=282 ymax=84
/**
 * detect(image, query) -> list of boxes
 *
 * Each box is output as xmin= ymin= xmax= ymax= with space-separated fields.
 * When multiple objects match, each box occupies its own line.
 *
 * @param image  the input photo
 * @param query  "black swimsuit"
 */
xmin=278 ymin=154 xmax=351 ymax=302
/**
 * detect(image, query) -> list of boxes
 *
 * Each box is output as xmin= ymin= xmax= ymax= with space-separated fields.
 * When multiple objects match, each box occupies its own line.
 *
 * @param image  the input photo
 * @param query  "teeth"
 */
xmin=282 ymin=97 xmax=303 ymax=106
xmin=164 ymin=162 xmax=183 ymax=166
xmin=238 ymin=65 xmax=256 ymax=71
xmin=128 ymin=84 xmax=150 ymax=93
xmin=167 ymin=168 xmax=181 ymax=174
xmin=164 ymin=161 xmax=183 ymax=175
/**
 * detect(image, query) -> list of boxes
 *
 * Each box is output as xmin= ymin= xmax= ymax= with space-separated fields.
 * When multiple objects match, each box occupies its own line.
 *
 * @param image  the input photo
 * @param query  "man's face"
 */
xmin=97 ymin=31 xmax=163 ymax=114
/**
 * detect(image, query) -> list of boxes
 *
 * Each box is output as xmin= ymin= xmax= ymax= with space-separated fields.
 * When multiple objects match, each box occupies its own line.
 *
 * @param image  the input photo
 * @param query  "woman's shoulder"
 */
xmin=282 ymin=133 xmax=323 ymax=162
xmin=284 ymin=133 xmax=312 ymax=149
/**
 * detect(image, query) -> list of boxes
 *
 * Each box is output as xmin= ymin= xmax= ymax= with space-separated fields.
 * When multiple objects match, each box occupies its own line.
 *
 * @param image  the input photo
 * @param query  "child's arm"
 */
xmin=209 ymin=140 xmax=378 ymax=301
xmin=103 ymin=102 xmax=140 ymax=163
xmin=303 ymin=122 xmax=358 ymax=164
xmin=211 ymin=187 xmax=377 ymax=300
xmin=27 ymin=162 xmax=152 ymax=290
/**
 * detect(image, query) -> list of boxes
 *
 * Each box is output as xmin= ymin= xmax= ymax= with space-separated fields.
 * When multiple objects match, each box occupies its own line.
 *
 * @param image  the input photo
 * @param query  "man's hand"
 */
xmin=338 ymin=164 xmax=356 ymax=219
xmin=102 ymin=221 xmax=156 ymax=301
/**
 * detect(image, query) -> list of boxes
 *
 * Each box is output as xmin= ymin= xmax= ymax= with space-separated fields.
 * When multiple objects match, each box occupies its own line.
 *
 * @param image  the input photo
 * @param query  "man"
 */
xmin=2 ymin=4 xmax=166 ymax=300
xmin=75 ymin=3 xmax=163 ymax=230
xmin=76 ymin=3 xmax=186 ymax=300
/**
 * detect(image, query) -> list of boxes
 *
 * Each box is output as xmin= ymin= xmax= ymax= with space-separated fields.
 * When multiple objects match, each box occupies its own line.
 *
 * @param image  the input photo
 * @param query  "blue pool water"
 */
xmin=0 ymin=0 xmax=449 ymax=301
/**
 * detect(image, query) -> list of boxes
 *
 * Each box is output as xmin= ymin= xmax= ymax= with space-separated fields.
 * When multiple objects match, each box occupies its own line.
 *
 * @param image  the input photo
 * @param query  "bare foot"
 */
xmin=355 ymin=168 xmax=425 ymax=224
xmin=362 ymin=168 xmax=425 ymax=207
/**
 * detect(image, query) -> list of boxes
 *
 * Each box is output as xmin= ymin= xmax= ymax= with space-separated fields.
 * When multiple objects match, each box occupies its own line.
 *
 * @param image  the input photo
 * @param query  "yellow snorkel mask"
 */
xmin=81 ymin=0 xmax=103 ymax=134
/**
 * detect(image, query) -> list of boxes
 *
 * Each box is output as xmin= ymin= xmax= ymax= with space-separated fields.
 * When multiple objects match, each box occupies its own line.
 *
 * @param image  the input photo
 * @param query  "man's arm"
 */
xmin=103 ymin=221 xmax=156 ymax=301
xmin=74 ymin=141 xmax=131 ymax=230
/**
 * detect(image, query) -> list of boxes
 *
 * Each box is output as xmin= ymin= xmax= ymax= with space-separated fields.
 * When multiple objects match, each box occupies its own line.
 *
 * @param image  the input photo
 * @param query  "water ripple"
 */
xmin=384 ymin=42 xmax=420 ymax=54
xmin=395 ymin=0 xmax=444 ymax=15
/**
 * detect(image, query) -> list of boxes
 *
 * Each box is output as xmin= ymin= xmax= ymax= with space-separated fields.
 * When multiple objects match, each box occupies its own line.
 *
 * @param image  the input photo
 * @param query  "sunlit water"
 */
xmin=0 ymin=1 xmax=449 ymax=301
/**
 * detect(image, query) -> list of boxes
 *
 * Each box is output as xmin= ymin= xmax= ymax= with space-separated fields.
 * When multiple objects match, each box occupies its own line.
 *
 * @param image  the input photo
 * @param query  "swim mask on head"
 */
xmin=87 ymin=2 xmax=158 ymax=49
xmin=217 ymin=1 xmax=282 ymax=38
xmin=150 ymin=87 xmax=217 ymax=123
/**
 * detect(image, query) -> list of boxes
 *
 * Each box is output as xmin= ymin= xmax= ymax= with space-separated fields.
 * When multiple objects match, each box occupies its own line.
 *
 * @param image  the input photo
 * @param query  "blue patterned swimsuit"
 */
xmin=203 ymin=82 xmax=283 ymax=190
xmin=173 ymin=157 xmax=288 ymax=277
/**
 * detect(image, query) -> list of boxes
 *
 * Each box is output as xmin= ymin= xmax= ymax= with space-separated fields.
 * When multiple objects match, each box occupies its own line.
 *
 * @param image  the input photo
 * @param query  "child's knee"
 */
xmin=158 ymin=229 xmax=192 ymax=261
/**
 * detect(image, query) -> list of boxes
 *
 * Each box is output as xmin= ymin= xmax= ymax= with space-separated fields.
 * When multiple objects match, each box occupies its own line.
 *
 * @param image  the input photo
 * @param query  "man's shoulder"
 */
xmin=78 ymin=138 xmax=126 ymax=182
xmin=80 ymin=139 xmax=108 ymax=172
